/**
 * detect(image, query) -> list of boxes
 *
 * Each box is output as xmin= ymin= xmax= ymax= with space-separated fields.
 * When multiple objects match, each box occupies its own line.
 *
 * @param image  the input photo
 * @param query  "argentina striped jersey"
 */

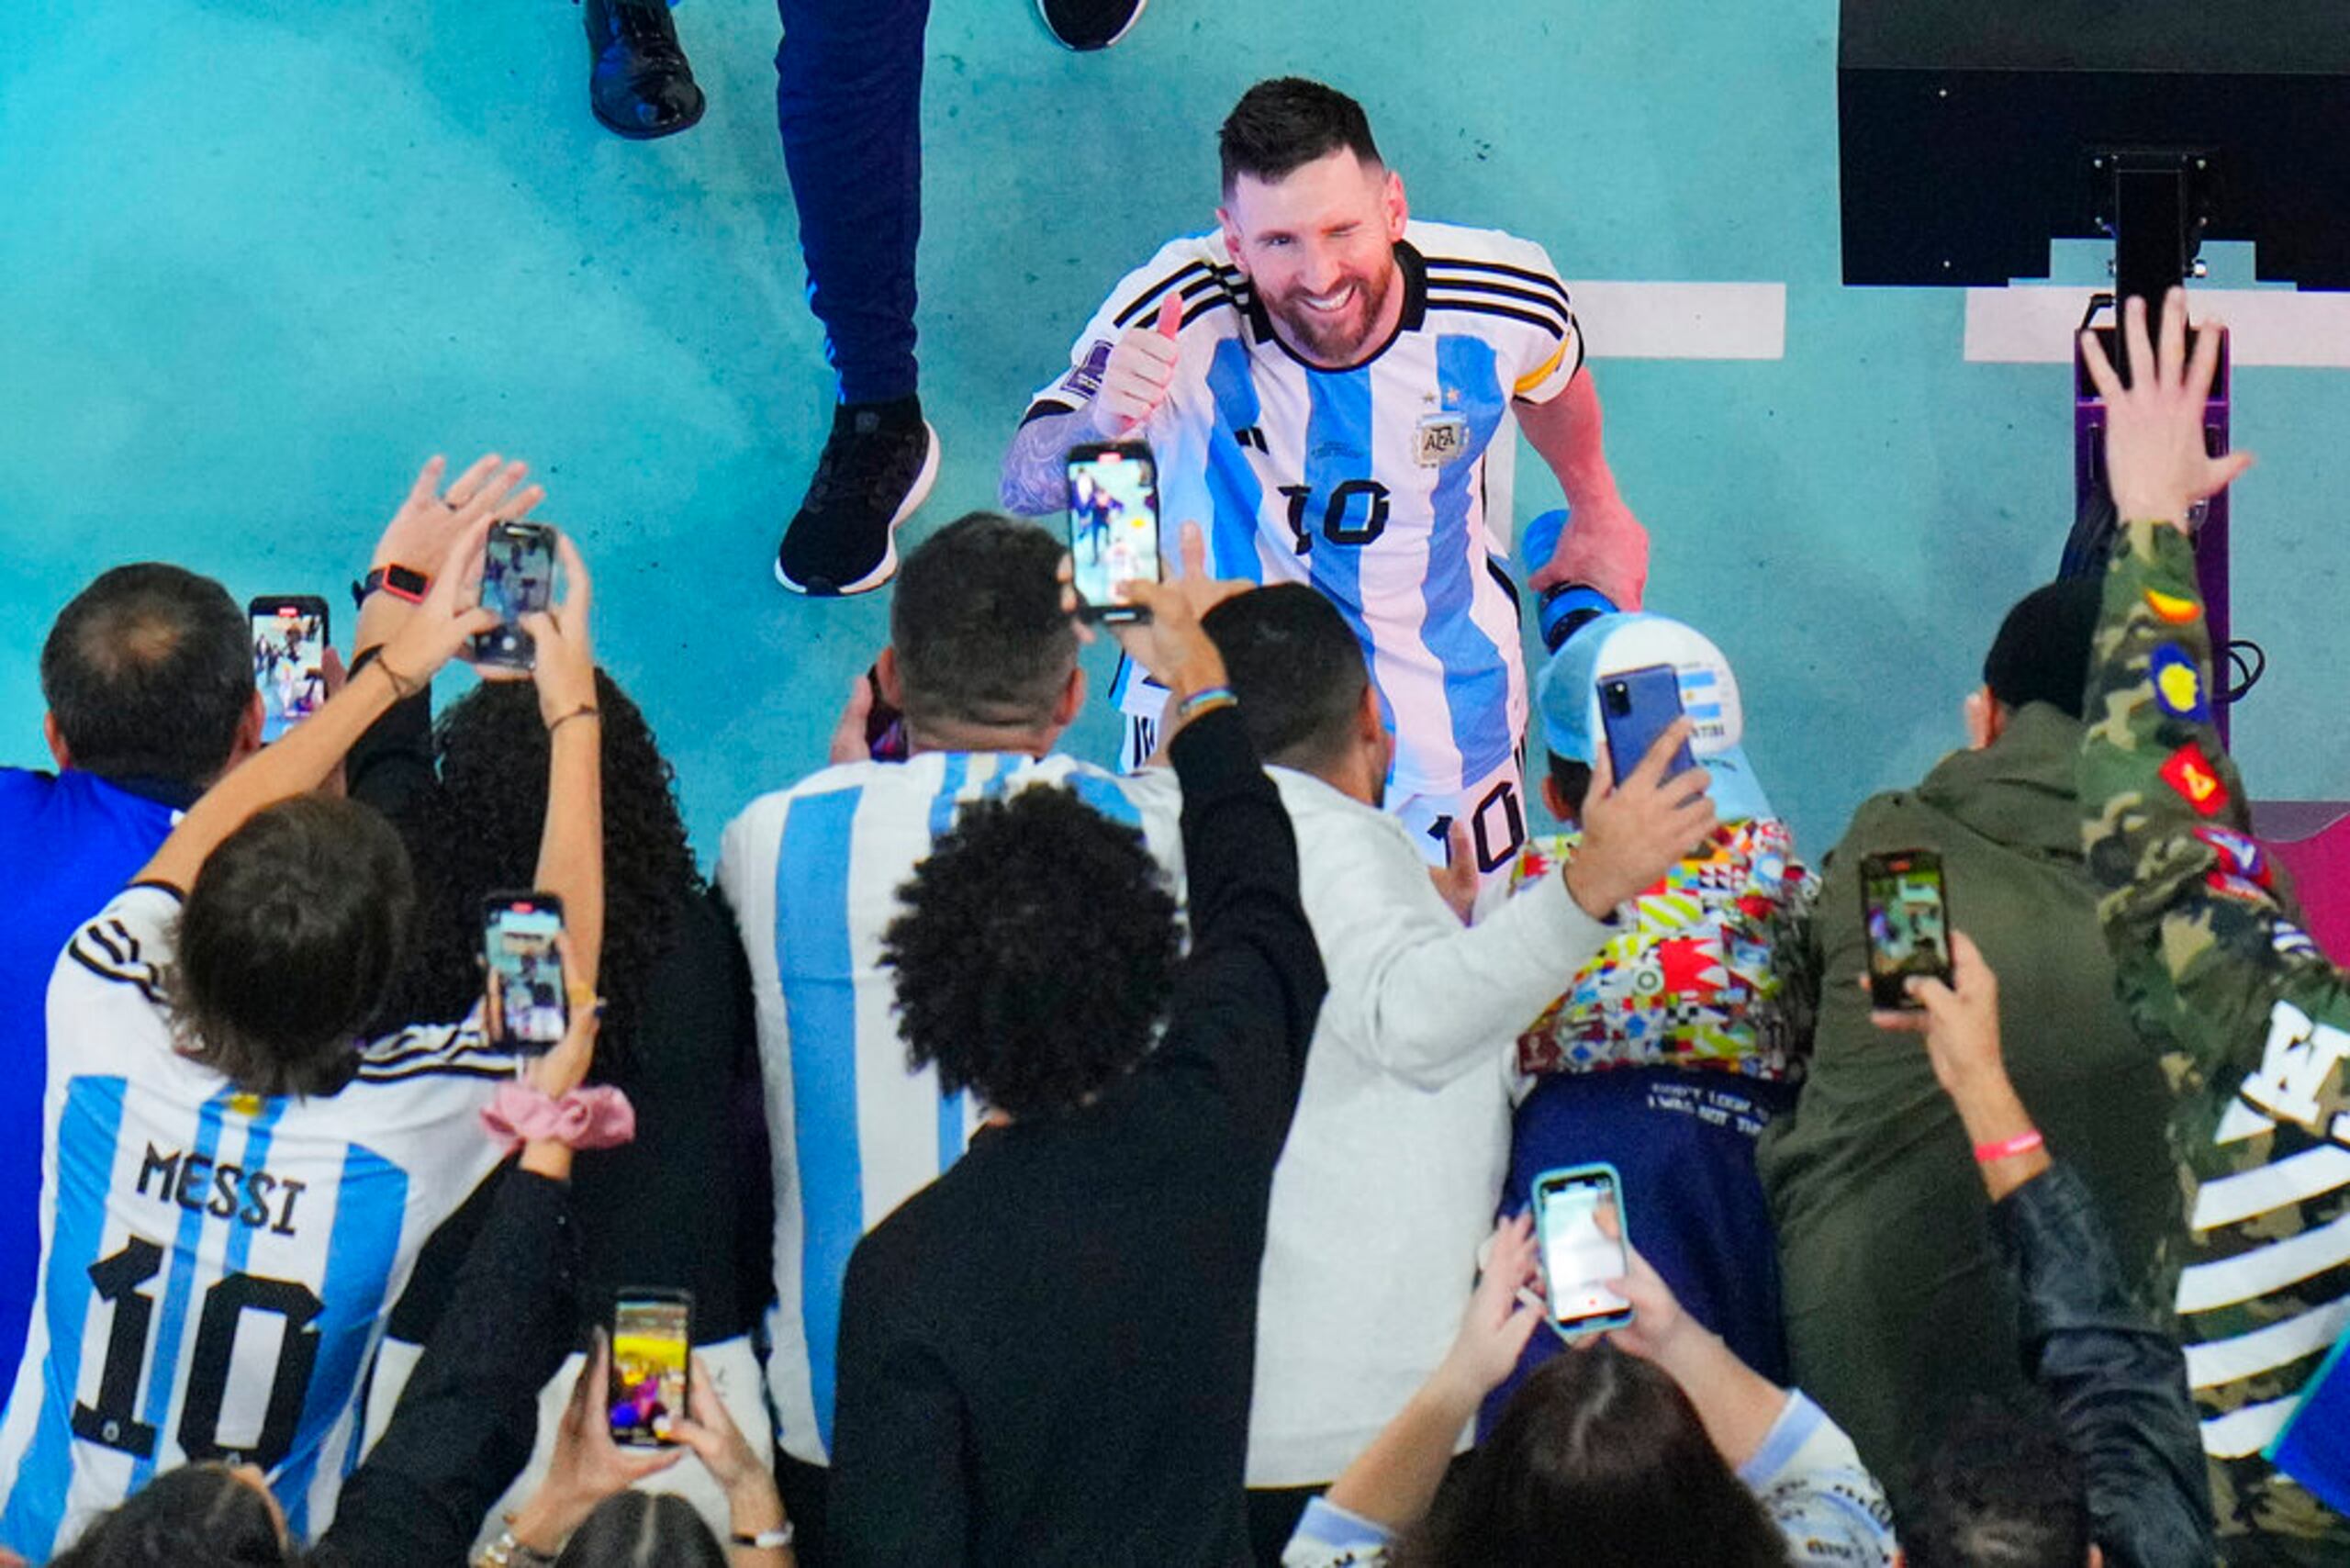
xmin=1025 ymin=220 xmax=1583 ymax=799
xmin=717 ymin=752 xmax=1183 ymax=1469
xmin=0 ymin=884 xmax=513 ymax=1559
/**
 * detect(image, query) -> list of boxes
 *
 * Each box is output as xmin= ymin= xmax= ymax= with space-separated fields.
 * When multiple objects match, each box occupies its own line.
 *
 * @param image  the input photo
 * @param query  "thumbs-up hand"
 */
xmin=1085 ymin=288 xmax=1186 ymax=439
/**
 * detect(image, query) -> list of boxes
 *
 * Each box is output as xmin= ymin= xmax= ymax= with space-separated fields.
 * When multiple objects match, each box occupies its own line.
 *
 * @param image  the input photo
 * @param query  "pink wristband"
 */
xmin=1973 ymin=1128 xmax=2045 ymax=1164
xmin=482 ymin=1083 xmax=636 ymax=1150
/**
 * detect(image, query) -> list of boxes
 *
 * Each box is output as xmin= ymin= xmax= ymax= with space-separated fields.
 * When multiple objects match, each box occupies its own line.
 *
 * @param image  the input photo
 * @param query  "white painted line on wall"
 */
xmin=1965 ymin=286 xmax=2350 ymax=368
xmin=1572 ymin=281 xmax=1786 ymax=361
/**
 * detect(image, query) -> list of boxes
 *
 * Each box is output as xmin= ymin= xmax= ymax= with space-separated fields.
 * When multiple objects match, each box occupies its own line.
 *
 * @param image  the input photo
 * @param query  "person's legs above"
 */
xmin=772 ymin=0 xmax=939 ymax=597
xmin=583 ymin=0 xmax=704 ymax=140
xmin=1035 ymin=0 xmax=1149 ymax=50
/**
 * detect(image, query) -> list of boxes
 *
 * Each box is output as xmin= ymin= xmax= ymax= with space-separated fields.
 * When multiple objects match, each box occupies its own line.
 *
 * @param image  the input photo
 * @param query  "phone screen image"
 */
xmin=485 ymin=899 xmax=566 ymax=1051
xmin=1862 ymin=851 xmax=1952 ymax=1007
xmin=252 ymin=603 xmax=330 ymax=744
xmin=1067 ymin=445 xmax=1161 ymax=618
xmin=1534 ymin=1167 xmax=1631 ymax=1331
xmin=476 ymin=523 xmax=556 ymax=667
xmin=1597 ymin=664 xmax=1695 ymax=782
xmin=609 ymin=1294 xmax=691 ymax=1448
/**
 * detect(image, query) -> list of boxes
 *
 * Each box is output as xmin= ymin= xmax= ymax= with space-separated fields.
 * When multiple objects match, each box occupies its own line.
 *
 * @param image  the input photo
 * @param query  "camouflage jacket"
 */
xmin=2082 ymin=520 xmax=2350 ymax=1557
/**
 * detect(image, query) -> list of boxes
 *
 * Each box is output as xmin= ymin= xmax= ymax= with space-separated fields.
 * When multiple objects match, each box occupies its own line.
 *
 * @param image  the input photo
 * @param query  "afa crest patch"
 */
xmin=2159 ymin=742 xmax=2229 ymax=817
xmin=2150 ymin=644 xmax=2211 ymax=722
xmin=2145 ymin=588 xmax=2202 ymax=624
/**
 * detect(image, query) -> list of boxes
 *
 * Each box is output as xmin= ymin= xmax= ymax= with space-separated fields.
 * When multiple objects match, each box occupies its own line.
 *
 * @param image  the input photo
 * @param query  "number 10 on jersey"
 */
xmin=73 ymin=1232 xmax=324 ymax=1471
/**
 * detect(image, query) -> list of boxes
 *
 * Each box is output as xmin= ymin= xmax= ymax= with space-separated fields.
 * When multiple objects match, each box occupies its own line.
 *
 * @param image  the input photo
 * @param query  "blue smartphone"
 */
xmin=1533 ymin=1162 xmax=1633 ymax=1334
xmin=1597 ymin=663 xmax=1695 ymax=782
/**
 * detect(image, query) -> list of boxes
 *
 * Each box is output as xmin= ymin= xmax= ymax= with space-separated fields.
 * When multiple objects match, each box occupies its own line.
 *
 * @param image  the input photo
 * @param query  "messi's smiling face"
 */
xmin=1221 ymin=149 xmax=1409 ymax=369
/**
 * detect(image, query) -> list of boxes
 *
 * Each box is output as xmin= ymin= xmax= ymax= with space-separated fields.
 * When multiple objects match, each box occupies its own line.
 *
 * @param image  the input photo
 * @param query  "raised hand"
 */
xmin=1085 ymin=290 xmax=1185 ymax=438
xmin=375 ymin=516 xmax=502 ymax=689
xmin=372 ymin=453 xmax=544 ymax=577
xmin=2079 ymin=288 xmax=2255 ymax=531
xmin=523 ymin=532 xmax=599 ymax=726
xmin=1430 ymin=1214 xmax=1545 ymax=1404
xmin=1109 ymin=566 xmax=1231 ymax=713
xmin=509 ymin=1331 xmax=683 ymax=1553
xmin=1564 ymin=718 xmax=1717 ymax=918
xmin=1429 ymin=819 xmax=1478 ymax=923
xmin=1867 ymin=929 xmax=2005 ymax=1098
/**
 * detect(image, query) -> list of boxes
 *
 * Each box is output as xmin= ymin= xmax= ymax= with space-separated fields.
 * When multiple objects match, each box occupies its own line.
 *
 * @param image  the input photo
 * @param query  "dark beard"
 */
xmin=1267 ymin=263 xmax=1397 ymax=366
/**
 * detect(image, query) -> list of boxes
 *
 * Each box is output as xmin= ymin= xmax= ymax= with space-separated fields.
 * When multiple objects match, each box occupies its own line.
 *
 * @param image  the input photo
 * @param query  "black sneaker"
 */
xmin=584 ymin=0 xmax=705 ymax=140
xmin=775 ymin=401 xmax=940 ymax=597
xmin=1036 ymin=0 xmax=1148 ymax=50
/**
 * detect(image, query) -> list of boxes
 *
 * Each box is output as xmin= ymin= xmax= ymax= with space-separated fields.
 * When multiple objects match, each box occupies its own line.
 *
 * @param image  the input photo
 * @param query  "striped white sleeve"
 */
xmin=1025 ymin=234 xmax=1232 ymax=420
xmin=1422 ymin=230 xmax=1583 ymax=405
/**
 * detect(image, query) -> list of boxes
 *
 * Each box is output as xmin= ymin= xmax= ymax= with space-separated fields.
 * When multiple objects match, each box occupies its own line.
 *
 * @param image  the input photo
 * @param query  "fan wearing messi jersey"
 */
xmin=716 ymin=511 xmax=1181 ymax=1564
xmin=0 ymin=515 xmax=604 ymax=1561
xmin=1002 ymin=76 xmax=1650 ymax=900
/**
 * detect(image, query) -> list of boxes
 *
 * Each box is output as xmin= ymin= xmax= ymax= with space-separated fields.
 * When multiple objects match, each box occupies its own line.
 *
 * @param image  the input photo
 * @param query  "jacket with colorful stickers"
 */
xmin=2080 ymin=519 xmax=2350 ymax=1558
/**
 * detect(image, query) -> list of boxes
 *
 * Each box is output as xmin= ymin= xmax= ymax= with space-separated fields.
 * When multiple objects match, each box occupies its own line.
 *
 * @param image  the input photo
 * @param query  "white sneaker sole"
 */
xmin=774 ymin=420 xmax=941 ymax=597
xmin=1035 ymin=0 xmax=1148 ymax=50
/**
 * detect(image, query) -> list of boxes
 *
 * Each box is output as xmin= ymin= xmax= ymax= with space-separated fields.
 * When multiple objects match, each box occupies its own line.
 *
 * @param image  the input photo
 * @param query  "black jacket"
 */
xmin=1993 ymin=1161 xmax=2215 ymax=1568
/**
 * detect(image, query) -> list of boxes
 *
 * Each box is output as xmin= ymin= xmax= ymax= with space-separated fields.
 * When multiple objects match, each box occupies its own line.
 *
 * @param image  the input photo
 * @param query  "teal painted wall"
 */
xmin=4 ymin=1 xmax=2344 ymax=858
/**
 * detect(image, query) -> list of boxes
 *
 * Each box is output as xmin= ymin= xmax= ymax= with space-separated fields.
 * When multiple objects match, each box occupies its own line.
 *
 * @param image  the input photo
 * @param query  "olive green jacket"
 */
xmin=1758 ymin=701 xmax=2178 ymax=1503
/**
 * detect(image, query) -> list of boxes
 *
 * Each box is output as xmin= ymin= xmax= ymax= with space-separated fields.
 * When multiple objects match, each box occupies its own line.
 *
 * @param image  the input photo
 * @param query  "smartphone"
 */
xmin=472 ymin=521 xmax=558 ymax=670
xmin=609 ymin=1289 xmax=693 ymax=1448
xmin=482 ymin=891 xmax=567 ymax=1052
xmin=1859 ymin=849 xmax=1953 ymax=1010
xmin=1532 ymin=1163 xmax=1633 ymax=1335
xmin=1597 ymin=663 xmax=1695 ymax=782
xmin=1065 ymin=441 xmax=1161 ymax=622
xmin=249 ymin=596 xmax=331 ymax=745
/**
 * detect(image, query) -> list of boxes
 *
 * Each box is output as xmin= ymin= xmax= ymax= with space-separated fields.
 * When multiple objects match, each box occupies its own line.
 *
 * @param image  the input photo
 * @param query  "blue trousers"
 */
xmin=776 ymin=0 xmax=930 ymax=405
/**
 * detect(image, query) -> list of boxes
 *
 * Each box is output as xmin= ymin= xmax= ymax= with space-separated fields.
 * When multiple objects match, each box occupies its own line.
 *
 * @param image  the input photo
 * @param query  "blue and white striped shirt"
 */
xmin=717 ymin=753 xmax=1181 ymax=1468
xmin=0 ymin=885 xmax=512 ymax=1559
xmin=1029 ymin=220 xmax=1583 ymax=799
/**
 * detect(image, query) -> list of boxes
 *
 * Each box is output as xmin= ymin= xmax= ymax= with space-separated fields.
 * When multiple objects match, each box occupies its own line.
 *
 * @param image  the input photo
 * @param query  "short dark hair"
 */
xmin=1546 ymin=756 xmax=1595 ymax=815
xmin=1982 ymin=579 xmax=2102 ymax=722
xmin=890 ymin=513 xmax=1079 ymax=733
xmin=554 ymin=1492 xmax=729 ymax=1568
xmin=173 ymin=796 xmax=417 ymax=1098
xmin=1202 ymin=585 xmax=1370 ymax=771
xmin=882 ymin=786 xmax=1179 ymax=1119
xmin=40 ymin=564 xmax=253 ymax=785
xmin=1401 ymin=1347 xmax=1789 ymax=1568
xmin=1219 ymin=77 xmax=1382 ymax=193
xmin=1903 ymin=1401 xmax=2089 ymax=1568
xmin=50 ymin=1463 xmax=291 ymax=1568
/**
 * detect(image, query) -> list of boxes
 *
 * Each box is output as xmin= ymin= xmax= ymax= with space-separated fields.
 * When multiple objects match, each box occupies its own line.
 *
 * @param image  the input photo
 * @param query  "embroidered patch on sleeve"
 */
xmin=1061 ymin=339 xmax=1114 ymax=401
xmin=2150 ymin=644 xmax=2212 ymax=722
xmin=2206 ymin=870 xmax=2277 ymax=907
xmin=2160 ymin=742 xmax=2229 ymax=816
xmin=2193 ymin=824 xmax=2273 ymax=887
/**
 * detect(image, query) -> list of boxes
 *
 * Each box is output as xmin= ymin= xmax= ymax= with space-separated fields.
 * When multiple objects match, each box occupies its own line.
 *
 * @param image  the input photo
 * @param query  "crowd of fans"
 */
xmin=0 ymin=72 xmax=2343 ymax=1568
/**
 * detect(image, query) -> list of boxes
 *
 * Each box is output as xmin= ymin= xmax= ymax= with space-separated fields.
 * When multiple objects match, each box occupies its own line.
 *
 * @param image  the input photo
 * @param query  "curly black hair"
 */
xmin=880 ymin=785 xmax=1179 ymax=1120
xmin=371 ymin=669 xmax=699 ymax=1079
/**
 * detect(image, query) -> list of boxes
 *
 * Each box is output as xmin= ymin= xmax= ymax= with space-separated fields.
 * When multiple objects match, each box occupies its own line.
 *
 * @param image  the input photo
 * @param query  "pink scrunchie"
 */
xmin=482 ymin=1083 xmax=637 ymax=1149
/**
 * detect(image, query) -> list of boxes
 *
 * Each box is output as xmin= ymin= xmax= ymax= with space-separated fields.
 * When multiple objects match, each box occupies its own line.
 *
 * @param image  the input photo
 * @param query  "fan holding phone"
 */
xmin=1280 ymin=1209 xmax=1896 ymax=1565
